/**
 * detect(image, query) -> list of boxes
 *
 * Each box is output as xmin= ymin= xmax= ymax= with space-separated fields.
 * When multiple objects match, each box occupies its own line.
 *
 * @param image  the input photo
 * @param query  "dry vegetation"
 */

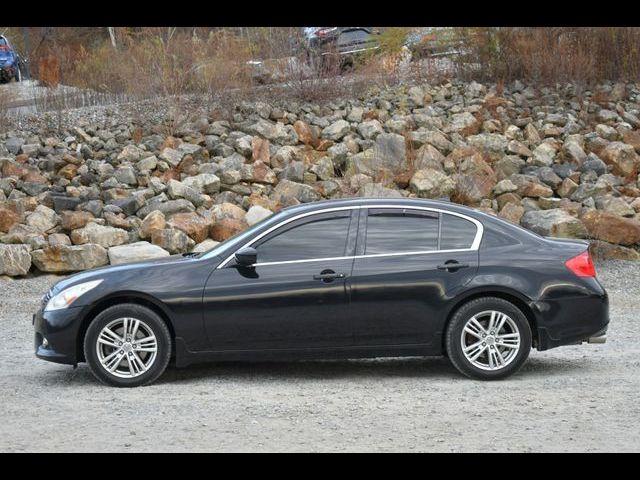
xmin=3 ymin=27 xmax=640 ymax=116
xmin=453 ymin=27 xmax=640 ymax=84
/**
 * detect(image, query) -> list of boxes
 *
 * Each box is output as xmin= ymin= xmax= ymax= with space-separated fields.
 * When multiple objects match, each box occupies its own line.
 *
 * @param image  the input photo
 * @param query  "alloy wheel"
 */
xmin=96 ymin=317 xmax=158 ymax=378
xmin=460 ymin=310 xmax=521 ymax=371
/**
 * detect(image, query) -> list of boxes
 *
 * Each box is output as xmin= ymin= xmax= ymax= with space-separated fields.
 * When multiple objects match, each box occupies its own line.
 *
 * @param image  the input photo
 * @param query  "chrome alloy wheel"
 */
xmin=96 ymin=318 xmax=158 ymax=378
xmin=460 ymin=310 xmax=521 ymax=371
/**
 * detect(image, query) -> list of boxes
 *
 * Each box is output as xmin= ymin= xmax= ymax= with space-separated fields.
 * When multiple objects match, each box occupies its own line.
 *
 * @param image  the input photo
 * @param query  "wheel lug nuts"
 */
xmin=482 ymin=342 xmax=486 ymax=346
xmin=118 ymin=342 xmax=122 ymax=346
xmin=482 ymin=334 xmax=486 ymax=338
xmin=119 ymin=350 xmax=123 ymax=354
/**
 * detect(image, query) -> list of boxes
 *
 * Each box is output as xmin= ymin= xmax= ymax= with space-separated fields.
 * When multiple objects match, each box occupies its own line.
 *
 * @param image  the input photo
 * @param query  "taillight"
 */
xmin=565 ymin=250 xmax=596 ymax=277
xmin=316 ymin=27 xmax=337 ymax=37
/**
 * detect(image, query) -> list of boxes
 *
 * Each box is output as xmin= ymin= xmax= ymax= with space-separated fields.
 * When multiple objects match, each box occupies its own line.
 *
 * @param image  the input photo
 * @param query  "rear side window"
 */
xmin=440 ymin=213 xmax=477 ymax=250
xmin=365 ymin=209 xmax=439 ymax=255
xmin=255 ymin=213 xmax=351 ymax=263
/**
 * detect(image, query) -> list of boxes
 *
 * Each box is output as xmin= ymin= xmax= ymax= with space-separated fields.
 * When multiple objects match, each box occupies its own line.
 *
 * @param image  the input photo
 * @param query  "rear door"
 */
xmin=350 ymin=207 xmax=480 ymax=347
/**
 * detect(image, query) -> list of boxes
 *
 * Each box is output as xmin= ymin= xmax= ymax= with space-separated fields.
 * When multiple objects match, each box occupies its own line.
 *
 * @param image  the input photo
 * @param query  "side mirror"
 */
xmin=235 ymin=247 xmax=257 ymax=267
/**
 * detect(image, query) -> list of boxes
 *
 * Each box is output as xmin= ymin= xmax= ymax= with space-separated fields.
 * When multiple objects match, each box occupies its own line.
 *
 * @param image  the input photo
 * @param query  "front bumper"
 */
xmin=33 ymin=305 xmax=85 ymax=366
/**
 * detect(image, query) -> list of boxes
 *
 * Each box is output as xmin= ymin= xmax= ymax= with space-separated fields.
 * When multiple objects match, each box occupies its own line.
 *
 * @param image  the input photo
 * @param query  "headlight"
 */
xmin=45 ymin=280 xmax=103 ymax=312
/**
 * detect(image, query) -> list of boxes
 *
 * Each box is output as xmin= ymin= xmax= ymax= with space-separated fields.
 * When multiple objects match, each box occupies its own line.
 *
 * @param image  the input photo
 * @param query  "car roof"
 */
xmin=276 ymin=197 xmax=543 ymax=243
xmin=279 ymin=197 xmax=480 ymax=217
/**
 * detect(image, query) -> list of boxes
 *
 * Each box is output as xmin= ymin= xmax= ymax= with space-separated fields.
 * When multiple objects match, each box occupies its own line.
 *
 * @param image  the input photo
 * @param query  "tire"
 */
xmin=14 ymin=66 xmax=21 ymax=82
xmin=83 ymin=304 xmax=172 ymax=387
xmin=445 ymin=297 xmax=532 ymax=380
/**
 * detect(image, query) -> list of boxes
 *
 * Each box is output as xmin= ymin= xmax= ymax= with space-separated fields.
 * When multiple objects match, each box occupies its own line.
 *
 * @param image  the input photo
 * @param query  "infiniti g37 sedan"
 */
xmin=34 ymin=198 xmax=609 ymax=387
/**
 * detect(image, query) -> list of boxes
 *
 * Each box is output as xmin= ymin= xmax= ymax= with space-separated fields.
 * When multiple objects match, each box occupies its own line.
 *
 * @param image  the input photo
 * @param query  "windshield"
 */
xmin=200 ymin=209 xmax=287 ymax=260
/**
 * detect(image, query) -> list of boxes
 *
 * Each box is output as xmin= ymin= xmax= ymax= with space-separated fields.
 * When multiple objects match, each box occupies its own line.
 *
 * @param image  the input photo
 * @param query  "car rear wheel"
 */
xmin=83 ymin=304 xmax=172 ymax=387
xmin=445 ymin=297 xmax=531 ymax=380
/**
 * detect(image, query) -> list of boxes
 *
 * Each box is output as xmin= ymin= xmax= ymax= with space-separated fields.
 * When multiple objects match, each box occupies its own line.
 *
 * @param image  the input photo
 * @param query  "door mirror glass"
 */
xmin=235 ymin=247 xmax=257 ymax=266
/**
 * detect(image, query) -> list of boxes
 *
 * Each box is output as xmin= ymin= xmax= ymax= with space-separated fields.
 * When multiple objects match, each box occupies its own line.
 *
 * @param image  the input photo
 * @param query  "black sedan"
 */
xmin=34 ymin=198 xmax=609 ymax=387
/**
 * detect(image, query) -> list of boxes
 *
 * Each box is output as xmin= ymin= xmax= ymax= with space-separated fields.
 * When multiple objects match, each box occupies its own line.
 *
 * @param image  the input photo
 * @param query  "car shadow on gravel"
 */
xmin=35 ymin=355 xmax=596 ymax=387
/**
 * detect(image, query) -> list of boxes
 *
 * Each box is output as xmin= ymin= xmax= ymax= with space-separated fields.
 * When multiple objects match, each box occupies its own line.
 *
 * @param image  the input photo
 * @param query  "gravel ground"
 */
xmin=1 ymin=261 xmax=639 ymax=452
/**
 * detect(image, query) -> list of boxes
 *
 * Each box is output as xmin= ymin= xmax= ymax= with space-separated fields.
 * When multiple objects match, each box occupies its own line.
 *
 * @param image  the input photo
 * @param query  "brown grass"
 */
xmin=452 ymin=27 xmax=640 ymax=85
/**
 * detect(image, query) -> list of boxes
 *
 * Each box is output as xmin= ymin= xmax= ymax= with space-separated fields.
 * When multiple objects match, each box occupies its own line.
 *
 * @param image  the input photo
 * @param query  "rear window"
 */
xmin=440 ymin=213 xmax=477 ymax=250
xmin=365 ymin=209 xmax=439 ymax=255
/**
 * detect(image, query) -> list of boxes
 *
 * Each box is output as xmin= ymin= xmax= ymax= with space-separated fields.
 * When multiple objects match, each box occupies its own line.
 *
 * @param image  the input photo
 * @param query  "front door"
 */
xmin=202 ymin=209 xmax=358 ymax=351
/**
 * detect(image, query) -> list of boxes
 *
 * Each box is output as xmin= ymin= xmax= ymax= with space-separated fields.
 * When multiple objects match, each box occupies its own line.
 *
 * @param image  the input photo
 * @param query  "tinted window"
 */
xmin=255 ymin=214 xmax=351 ymax=263
xmin=365 ymin=209 xmax=438 ymax=255
xmin=440 ymin=213 xmax=477 ymax=250
xmin=480 ymin=224 xmax=520 ymax=248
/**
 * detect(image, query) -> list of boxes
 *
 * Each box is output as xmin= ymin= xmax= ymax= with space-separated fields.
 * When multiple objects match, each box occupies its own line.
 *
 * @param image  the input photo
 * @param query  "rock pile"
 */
xmin=2 ymin=79 xmax=640 ymax=276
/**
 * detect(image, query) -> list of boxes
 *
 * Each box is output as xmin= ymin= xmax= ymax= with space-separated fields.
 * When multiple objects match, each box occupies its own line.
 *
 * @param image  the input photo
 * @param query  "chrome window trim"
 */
xmin=216 ymin=206 xmax=360 ymax=269
xmin=216 ymin=204 xmax=483 ymax=269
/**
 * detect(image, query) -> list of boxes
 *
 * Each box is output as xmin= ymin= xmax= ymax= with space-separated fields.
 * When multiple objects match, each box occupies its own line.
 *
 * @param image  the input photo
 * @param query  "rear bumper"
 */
xmin=534 ymin=280 xmax=609 ymax=351
xmin=0 ymin=66 xmax=15 ymax=80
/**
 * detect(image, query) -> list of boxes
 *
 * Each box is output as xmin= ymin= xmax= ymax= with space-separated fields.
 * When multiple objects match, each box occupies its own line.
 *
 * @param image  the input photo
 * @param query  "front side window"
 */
xmin=255 ymin=213 xmax=351 ymax=263
xmin=365 ymin=209 xmax=439 ymax=255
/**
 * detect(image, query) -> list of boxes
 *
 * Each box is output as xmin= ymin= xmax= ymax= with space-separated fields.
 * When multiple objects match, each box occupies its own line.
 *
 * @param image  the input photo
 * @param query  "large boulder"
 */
xmin=0 ymin=244 xmax=32 ymax=276
xmin=240 ymin=162 xmax=277 ymax=184
xmin=136 ymin=199 xmax=195 ymax=219
xmin=589 ymin=240 xmax=640 ymax=261
xmin=466 ymin=134 xmax=508 ymax=161
xmin=599 ymin=142 xmax=639 ymax=177
xmin=358 ymin=183 xmax=403 ymax=198
xmin=410 ymin=168 xmax=456 ymax=198
xmin=373 ymin=133 xmax=407 ymax=172
xmin=31 ymin=244 xmax=109 ymax=272
xmin=167 ymin=212 xmax=211 ymax=243
xmin=322 ymin=120 xmax=351 ymax=141
xmin=181 ymin=173 xmax=221 ymax=194
xmin=449 ymin=112 xmax=479 ymax=134
xmin=357 ymin=120 xmax=384 ymax=140
xmin=521 ymin=209 xmax=588 ymax=239
xmin=452 ymin=152 xmax=497 ymax=205
xmin=209 ymin=203 xmax=249 ymax=241
xmin=139 ymin=211 xmax=166 ymax=240
xmin=245 ymin=205 xmax=273 ymax=226
xmin=26 ymin=205 xmax=58 ymax=233
xmin=70 ymin=222 xmax=129 ymax=248
xmin=0 ymin=207 xmax=21 ymax=233
xmin=580 ymin=210 xmax=640 ymax=246
xmin=271 ymin=179 xmax=321 ymax=205
xmin=108 ymin=241 xmax=170 ymax=265
xmin=151 ymin=228 xmax=195 ymax=254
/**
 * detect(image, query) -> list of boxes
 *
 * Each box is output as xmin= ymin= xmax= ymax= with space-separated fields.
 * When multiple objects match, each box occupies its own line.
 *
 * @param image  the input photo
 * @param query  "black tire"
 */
xmin=445 ymin=297 xmax=532 ymax=380
xmin=14 ymin=66 xmax=21 ymax=82
xmin=83 ymin=304 xmax=172 ymax=387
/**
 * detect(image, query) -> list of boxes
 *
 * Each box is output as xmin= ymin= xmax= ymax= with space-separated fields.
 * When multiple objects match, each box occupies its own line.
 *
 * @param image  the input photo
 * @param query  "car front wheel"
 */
xmin=83 ymin=304 xmax=172 ymax=387
xmin=445 ymin=297 xmax=532 ymax=380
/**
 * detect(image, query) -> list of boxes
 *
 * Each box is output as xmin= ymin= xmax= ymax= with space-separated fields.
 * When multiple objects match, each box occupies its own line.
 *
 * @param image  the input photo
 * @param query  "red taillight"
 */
xmin=565 ymin=250 xmax=596 ymax=277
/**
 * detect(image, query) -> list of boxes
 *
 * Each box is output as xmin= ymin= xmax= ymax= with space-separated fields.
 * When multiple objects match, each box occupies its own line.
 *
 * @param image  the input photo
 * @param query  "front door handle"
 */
xmin=437 ymin=262 xmax=469 ymax=271
xmin=313 ymin=270 xmax=346 ymax=282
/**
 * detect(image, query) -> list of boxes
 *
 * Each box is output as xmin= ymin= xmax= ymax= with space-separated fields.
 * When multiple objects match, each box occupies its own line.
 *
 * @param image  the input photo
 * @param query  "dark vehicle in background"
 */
xmin=0 ymin=35 xmax=26 ymax=82
xmin=306 ymin=27 xmax=381 ymax=71
xmin=404 ymin=27 xmax=466 ymax=59
xmin=33 ymin=198 xmax=609 ymax=387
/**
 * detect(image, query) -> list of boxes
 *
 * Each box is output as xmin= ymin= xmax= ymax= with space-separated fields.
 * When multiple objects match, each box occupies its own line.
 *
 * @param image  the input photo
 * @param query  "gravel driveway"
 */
xmin=1 ymin=261 xmax=639 ymax=452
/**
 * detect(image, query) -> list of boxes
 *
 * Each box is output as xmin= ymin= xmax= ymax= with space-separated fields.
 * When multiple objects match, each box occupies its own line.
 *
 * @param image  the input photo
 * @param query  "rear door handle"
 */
xmin=437 ymin=262 xmax=469 ymax=271
xmin=313 ymin=271 xmax=346 ymax=281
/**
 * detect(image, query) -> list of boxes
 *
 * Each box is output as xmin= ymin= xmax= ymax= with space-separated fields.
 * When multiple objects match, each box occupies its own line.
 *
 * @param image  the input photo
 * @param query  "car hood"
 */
xmin=50 ymin=253 xmax=201 ymax=294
